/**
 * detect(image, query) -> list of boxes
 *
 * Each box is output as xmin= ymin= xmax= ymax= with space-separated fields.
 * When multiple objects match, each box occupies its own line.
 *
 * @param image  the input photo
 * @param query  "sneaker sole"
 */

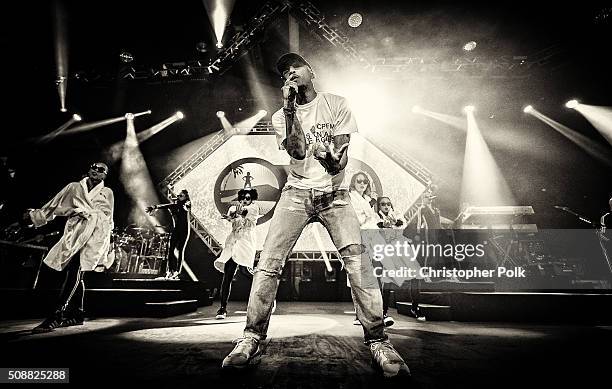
xmin=222 ymin=352 xmax=262 ymax=369
xmin=221 ymin=340 xmax=269 ymax=369
xmin=31 ymin=327 xmax=55 ymax=334
xmin=371 ymin=359 xmax=412 ymax=378
xmin=60 ymin=321 xmax=84 ymax=328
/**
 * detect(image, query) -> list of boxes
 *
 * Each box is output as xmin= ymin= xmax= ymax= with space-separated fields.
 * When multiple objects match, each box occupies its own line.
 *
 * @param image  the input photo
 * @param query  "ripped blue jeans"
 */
xmin=244 ymin=186 xmax=387 ymax=343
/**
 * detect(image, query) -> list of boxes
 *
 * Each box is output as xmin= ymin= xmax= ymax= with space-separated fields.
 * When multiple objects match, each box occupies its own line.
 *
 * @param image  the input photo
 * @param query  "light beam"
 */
xmin=120 ymin=115 xmax=164 ymax=229
xmin=202 ymin=0 xmax=236 ymax=49
xmin=460 ymin=108 xmax=515 ymax=207
xmin=526 ymin=107 xmax=612 ymax=169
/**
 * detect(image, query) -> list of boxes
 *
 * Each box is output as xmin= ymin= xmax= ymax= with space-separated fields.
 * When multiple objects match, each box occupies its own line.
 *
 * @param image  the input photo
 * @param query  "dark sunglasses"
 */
xmin=242 ymin=196 xmax=252 ymax=201
xmin=90 ymin=164 xmax=107 ymax=173
xmin=355 ymin=178 xmax=369 ymax=184
xmin=380 ymin=202 xmax=391 ymax=206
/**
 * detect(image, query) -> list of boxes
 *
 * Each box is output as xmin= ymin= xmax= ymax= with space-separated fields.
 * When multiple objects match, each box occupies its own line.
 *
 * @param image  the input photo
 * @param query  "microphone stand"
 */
xmin=554 ymin=206 xmax=612 ymax=276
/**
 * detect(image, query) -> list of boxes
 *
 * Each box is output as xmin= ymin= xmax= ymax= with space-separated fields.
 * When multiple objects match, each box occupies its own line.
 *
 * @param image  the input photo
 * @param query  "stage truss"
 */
xmin=159 ymin=121 xmax=433 ymax=258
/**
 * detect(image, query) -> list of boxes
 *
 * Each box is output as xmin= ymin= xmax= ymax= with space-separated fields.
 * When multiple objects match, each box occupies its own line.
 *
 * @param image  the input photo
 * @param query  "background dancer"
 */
xmin=25 ymin=162 xmax=115 ymax=333
xmin=378 ymin=196 xmax=426 ymax=322
xmin=146 ymin=189 xmax=191 ymax=279
xmin=377 ymin=196 xmax=404 ymax=229
xmin=348 ymin=172 xmax=396 ymax=326
xmin=214 ymin=188 xmax=260 ymax=319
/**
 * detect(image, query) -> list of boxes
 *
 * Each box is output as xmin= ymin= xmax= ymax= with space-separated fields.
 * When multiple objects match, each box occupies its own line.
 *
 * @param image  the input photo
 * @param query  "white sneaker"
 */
xmin=411 ymin=308 xmax=426 ymax=322
xmin=370 ymin=340 xmax=411 ymax=377
xmin=383 ymin=315 xmax=395 ymax=327
xmin=221 ymin=337 xmax=262 ymax=368
xmin=215 ymin=307 xmax=227 ymax=320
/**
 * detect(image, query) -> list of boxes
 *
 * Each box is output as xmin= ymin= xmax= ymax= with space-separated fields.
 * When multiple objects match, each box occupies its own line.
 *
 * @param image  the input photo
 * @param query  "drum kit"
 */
xmin=111 ymin=225 xmax=171 ymax=275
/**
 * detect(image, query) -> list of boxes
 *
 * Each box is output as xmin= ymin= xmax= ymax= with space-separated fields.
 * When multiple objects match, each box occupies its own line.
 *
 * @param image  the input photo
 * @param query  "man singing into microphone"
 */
xmin=221 ymin=53 xmax=410 ymax=377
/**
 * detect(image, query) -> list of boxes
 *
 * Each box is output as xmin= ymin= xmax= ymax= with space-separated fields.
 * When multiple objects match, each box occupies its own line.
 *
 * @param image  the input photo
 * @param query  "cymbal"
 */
xmin=440 ymin=216 xmax=454 ymax=226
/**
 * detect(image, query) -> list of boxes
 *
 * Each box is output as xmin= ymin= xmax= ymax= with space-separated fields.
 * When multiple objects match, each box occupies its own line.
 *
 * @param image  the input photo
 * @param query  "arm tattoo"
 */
xmin=333 ymin=134 xmax=350 ymax=149
xmin=285 ymin=113 xmax=306 ymax=160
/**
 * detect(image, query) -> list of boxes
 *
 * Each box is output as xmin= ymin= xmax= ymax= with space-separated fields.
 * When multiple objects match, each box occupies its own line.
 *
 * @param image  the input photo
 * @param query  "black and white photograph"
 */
xmin=1 ymin=0 xmax=612 ymax=387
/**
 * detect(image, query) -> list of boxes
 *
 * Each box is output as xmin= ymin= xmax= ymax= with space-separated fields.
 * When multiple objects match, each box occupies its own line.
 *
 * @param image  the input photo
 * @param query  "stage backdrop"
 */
xmin=173 ymin=132 xmax=428 ymax=253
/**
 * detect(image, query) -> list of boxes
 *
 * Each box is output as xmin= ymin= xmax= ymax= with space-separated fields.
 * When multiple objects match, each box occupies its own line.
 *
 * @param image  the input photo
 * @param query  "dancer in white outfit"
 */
xmin=347 ymin=172 xmax=399 ymax=326
xmin=214 ymin=189 xmax=260 ymax=319
xmin=27 ymin=162 xmax=114 ymax=333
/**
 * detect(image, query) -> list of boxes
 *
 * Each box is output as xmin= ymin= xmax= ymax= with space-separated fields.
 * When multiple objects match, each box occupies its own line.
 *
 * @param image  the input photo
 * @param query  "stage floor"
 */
xmin=2 ymin=302 xmax=611 ymax=388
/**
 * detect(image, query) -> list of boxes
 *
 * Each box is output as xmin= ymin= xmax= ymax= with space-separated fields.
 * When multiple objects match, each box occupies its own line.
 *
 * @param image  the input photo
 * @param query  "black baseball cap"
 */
xmin=276 ymin=52 xmax=312 ymax=76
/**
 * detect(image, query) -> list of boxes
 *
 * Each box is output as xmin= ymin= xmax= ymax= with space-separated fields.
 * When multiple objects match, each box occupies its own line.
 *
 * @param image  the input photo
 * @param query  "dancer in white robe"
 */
xmin=27 ymin=162 xmax=114 ymax=333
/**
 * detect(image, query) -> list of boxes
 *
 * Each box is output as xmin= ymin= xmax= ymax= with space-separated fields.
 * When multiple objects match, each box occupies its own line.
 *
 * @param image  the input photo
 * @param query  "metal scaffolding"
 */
xmin=289 ymin=1 xmax=372 ymax=68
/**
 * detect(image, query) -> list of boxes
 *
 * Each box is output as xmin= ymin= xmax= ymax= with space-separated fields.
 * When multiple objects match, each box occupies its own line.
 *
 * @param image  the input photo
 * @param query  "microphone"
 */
xmin=287 ymin=74 xmax=298 ymax=101
xmin=288 ymin=85 xmax=297 ymax=101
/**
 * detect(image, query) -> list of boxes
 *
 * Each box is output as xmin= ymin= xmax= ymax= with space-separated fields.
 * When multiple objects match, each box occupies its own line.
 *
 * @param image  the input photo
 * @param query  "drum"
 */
xmin=110 ymin=230 xmax=136 ymax=273
xmin=110 ymin=226 xmax=171 ymax=275
xmin=149 ymin=233 xmax=171 ymax=259
xmin=126 ymin=226 xmax=154 ymax=240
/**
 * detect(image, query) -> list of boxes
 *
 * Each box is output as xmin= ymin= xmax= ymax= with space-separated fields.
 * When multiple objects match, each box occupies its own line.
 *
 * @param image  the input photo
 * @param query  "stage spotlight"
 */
xmin=133 ymin=110 xmax=152 ymax=118
xmin=136 ymin=112 xmax=184 ymax=143
xmin=463 ymin=41 xmax=477 ymax=51
xmin=528 ymin=107 xmax=612 ymax=169
xmin=463 ymin=105 xmax=475 ymax=114
xmin=216 ymin=111 xmax=225 ymax=118
xmin=565 ymin=99 xmax=579 ymax=109
xmin=523 ymin=105 xmax=534 ymax=114
xmin=233 ymin=110 xmax=268 ymax=134
xmin=196 ymin=42 xmax=208 ymax=53
xmin=203 ymin=0 xmax=235 ymax=53
xmin=119 ymin=50 xmax=134 ymax=63
xmin=348 ymin=13 xmax=363 ymax=28
xmin=412 ymin=105 xmax=422 ymax=114
xmin=72 ymin=114 xmax=82 ymax=121
xmin=34 ymin=115 xmax=81 ymax=144
xmin=53 ymin=2 xmax=68 ymax=116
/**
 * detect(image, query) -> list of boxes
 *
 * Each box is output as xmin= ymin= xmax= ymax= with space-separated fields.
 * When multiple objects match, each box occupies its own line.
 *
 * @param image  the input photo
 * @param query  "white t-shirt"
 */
xmin=271 ymin=92 xmax=358 ymax=191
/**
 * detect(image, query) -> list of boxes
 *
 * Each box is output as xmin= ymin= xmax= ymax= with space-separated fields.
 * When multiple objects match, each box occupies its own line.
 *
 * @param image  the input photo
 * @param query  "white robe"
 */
xmin=214 ymin=202 xmax=260 ymax=272
xmin=29 ymin=178 xmax=114 ymax=271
